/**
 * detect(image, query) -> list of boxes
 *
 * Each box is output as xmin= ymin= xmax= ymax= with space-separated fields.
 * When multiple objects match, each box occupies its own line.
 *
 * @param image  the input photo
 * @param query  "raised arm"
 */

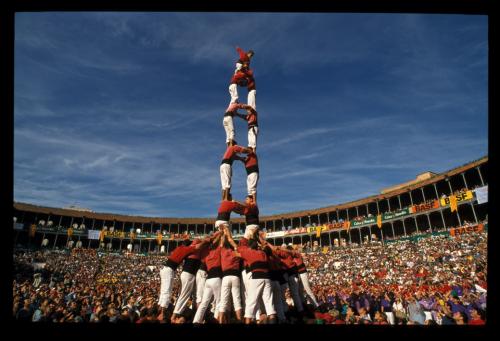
xmin=222 ymin=225 xmax=238 ymax=251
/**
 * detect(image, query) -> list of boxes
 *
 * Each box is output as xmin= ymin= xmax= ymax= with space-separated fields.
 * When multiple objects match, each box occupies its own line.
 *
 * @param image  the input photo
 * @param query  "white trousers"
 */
xmin=158 ymin=266 xmax=175 ymax=308
xmin=271 ymin=280 xmax=287 ymax=322
xmin=223 ymin=116 xmax=235 ymax=143
xmin=248 ymin=89 xmax=256 ymax=110
xmin=241 ymin=269 xmax=252 ymax=303
xmin=219 ymin=275 xmax=242 ymax=312
xmin=287 ymin=273 xmax=304 ymax=312
xmin=229 ymin=83 xmax=238 ymax=104
xmin=173 ymin=271 xmax=196 ymax=315
xmin=386 ymin=311 xmax=395 ymax=325
xmin=244 ymin=278 xmax=275 ymax=319
xmin=193 ymin=277 xmax=222 ymax=323
xmin=248 ymin=126 xmax=258 ymax=149
xmin=220 ymin=163 xmax=232 ymax=190
xmin=247 ymin=172 xmax=259 ymax=196
xmin=195 ymin=269 xmax=207 ymax=304
xmin=235 ymin=62 xmax=243 ymax=74
xmin=299 ymin=272 xmax=319 ymax=308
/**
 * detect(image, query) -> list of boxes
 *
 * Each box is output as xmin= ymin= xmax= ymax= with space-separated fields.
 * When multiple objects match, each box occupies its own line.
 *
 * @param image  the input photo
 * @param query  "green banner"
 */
xmin=351 ymin=216 xmax=376 ymax=227
xmin=382 ymin=207 xmax=411 ymax=221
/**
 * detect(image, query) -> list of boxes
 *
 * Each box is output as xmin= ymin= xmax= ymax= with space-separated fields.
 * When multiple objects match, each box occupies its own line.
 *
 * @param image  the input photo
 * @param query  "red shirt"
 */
xmin=168 ymin=244 xmax=196 ymax=264
xmin=205 ymin=247 xmax=222 ymax=278
xmin=230 ymin=71 xmax=250 ymax=86
xmin=236 ymin=47 xmax=250 ymax=64
xmin=293 ymin=253 xmax=307 ymax=273
xmin=268 ymin=251 xmax=283 ymax=271
xmin=245 ymin=109 xmax=258 ymax=127
xmin=469 ymin=319 xmax=485 ymax=325
xmin=244 ymin=152 xmax=259 ymax=174
xmin=237 ymin=245 xmax=269 ymax=279
xmin=221 ymin=145 xmax=246 ymax=164
xmin=221 ymin=247 xmax=241 ymax=273
xmin=217 ymin=200 xmax=245 ymax=221
xmin=277 ymin=251 xmax=297 ymax=272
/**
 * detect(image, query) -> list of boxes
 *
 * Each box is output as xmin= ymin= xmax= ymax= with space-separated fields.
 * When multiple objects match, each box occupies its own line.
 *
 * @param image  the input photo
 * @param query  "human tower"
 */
xmin=156 ymin=48 xmax=319 ymax=324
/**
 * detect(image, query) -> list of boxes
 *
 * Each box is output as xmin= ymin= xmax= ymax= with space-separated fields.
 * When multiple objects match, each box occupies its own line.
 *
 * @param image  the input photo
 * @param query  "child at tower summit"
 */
xmin=234 ymin=46 xmax=254 ymax=74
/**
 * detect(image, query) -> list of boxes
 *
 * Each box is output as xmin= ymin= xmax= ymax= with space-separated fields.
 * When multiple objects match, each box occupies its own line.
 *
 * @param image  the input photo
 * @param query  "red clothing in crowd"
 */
xmin=237 ymin=245 xmax=269 ymax=279
xmin=166 ymin=244 xmax=197 ymax=269
xmin=469 ymin=319 xmax=486 ymax=325
xmin=293 ymin=253 xmax=307 ymax=274
xmin=205 ymin=247 xmax=222 ymax=278
xmin=221 ymin=246 xmax=241 ymax=276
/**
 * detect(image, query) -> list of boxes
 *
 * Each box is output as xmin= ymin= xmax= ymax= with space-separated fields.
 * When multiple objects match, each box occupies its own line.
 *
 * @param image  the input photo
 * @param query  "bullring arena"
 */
xmin=13 ymin=156 xmax=488 ymax=325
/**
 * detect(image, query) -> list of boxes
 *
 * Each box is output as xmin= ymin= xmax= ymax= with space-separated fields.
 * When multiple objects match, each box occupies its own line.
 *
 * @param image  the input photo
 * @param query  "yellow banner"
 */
xmin=99 ymin=230 xmax=105 ymax=242
xmin=29 ymin=224 xmax=36 ymax=237
xmin=450 ymin=195 xmax=457 ymax=212
xmin=377 ymin=214 xmax=382 ymax=228
xmin=67 ymin=227 xmax=73 ymax=238
xmin=440 ymin=191 xmax=473 ymax=208
xmin=343 ymin=221 xmax=351 ymax=230
xmin=316 ymin=226 xmax=321 ymax=238
xmin=157 ymin=232 xmax=163 ymax=245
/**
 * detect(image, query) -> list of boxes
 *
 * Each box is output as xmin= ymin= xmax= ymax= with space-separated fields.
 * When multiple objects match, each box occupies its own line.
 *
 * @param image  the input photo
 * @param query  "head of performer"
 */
xmin=247 ymin=50 xmax=254 ymax=59
xmin=245 ymin=195 xmax=255 ymax=206
xmin=248 ymin=238 xmax=259 ymax=250
xmin=182 ymin=239 xmax=193 ymax=247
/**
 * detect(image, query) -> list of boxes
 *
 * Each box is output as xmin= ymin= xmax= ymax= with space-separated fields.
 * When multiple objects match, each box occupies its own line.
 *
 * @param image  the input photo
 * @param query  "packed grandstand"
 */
xmin=12 ymin=156 xmax=488 ymax=324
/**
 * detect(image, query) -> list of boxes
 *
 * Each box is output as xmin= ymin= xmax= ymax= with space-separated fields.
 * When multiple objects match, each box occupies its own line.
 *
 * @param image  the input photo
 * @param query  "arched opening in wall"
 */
xmin=152 ymin=222 xmax=161 ymax=234
xmin=178 ymin=224 xmax=187 ymax=234
xmin=411 ymin=188 xmax=424 ymax=206
xmin=442 ymin=208 xmax=460 ymax=229
xmin=206 ymin=224 xmax=214 ymax=235
xmin=290 ymin=217 xmax=298 ymax=229
xmin=320 ymin=231 xmax=330 ymax=247
xmin=319 ymin=213 xmax=328 ymax=225
xmin=435 ymin=179 xmax=451 ymax=198
xmin=358 ymin=204 xmax=368 ymax=218
xmin=142 ymin=222 xmax=151 ymax=234
xmin=404 ymin=217 xmax=417 ymax=236
xmin=457 ymin=203 xmax=476 ymax=226
xmin=423 ymin=184 xmax=437 ymax=201
xmin=463 ymin=168 xmax=482 ymax=190
xmin=93 ymin=219 xmax=103 ymax=230
xmin=60 ymin=215 xmax=71 ymax=230
xmin=473 ymin=201 xmax=488 ymax=222
xmin=367 ymin=202 xmax=378 ymax=216
xmin=283 ymin=218 xmax=291 ymax=231
xmin=348 ymin=207 xmax=357 ymax=221
xmin=429 ymin=211 xmax=445 ymax=231
xmin=393 ymin=220 xmax=405 ymax=238
xmin=389 ymin=196 xmax=399 ymax=212
xmin=359 ymin=226 xmax=369 ymax=244
xmin=381 ymin=223 xmax=392 ymax=240
xmin=338 ymin=229 xmax=348 ymax=247
xmin=450 ymin=174 xmax=467 ymax=194
xmin=274 ymin=219 xmax=283 ymax=232
xmin=310 ymin=214 xmax=319 ymax=226
xmin=54 ymin=233 xmax=67 ymax=250
xmin=416 ymin=214 xmax=430 ymax=233
xmin=111 ymin=238 xmax=121 ymax=251
xmin=378 ymin=199 xmax=389 ymax=215
xmin=400 ymin=192 xmax=411 ymax=209
xmin=338 ymin=210 xmax=347 ymax=222
xmin=349 ymin=228 xmax=361 ymax=246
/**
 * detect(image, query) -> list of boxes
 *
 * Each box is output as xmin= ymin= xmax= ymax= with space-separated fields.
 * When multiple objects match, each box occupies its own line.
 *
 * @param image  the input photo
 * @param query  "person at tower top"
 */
xmin=235 ymin=47 xmax=254 ymax=74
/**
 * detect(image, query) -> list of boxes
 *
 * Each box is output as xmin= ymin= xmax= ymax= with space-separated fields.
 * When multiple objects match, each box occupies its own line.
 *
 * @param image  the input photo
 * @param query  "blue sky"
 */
xmin=14 ymin=12 xmax=488 ymax=218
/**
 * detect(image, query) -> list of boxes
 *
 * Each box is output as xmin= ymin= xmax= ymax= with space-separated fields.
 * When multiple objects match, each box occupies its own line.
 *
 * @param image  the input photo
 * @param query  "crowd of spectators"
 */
xmin=13 ymin=229 xmax=487 ymax=325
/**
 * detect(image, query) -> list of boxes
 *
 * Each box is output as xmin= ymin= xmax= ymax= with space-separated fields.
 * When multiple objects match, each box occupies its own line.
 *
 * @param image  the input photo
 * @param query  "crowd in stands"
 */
xmin=13 ymin=227 xmax=487 ymax=324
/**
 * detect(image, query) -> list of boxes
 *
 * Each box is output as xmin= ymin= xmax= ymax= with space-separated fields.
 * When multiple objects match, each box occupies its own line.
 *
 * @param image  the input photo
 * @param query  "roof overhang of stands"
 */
xmin=14 ymin=156 xmax=488 ymax=225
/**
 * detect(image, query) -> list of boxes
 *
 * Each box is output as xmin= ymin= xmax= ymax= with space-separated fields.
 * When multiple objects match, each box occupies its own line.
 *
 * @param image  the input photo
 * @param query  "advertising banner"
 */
xmin=475 ymin=186 xmax=488 ymax=204
xmin=87 ymin=229 xmax=101 ymax=240
xmin=440 ymin=191 xmax=474 ymax=207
